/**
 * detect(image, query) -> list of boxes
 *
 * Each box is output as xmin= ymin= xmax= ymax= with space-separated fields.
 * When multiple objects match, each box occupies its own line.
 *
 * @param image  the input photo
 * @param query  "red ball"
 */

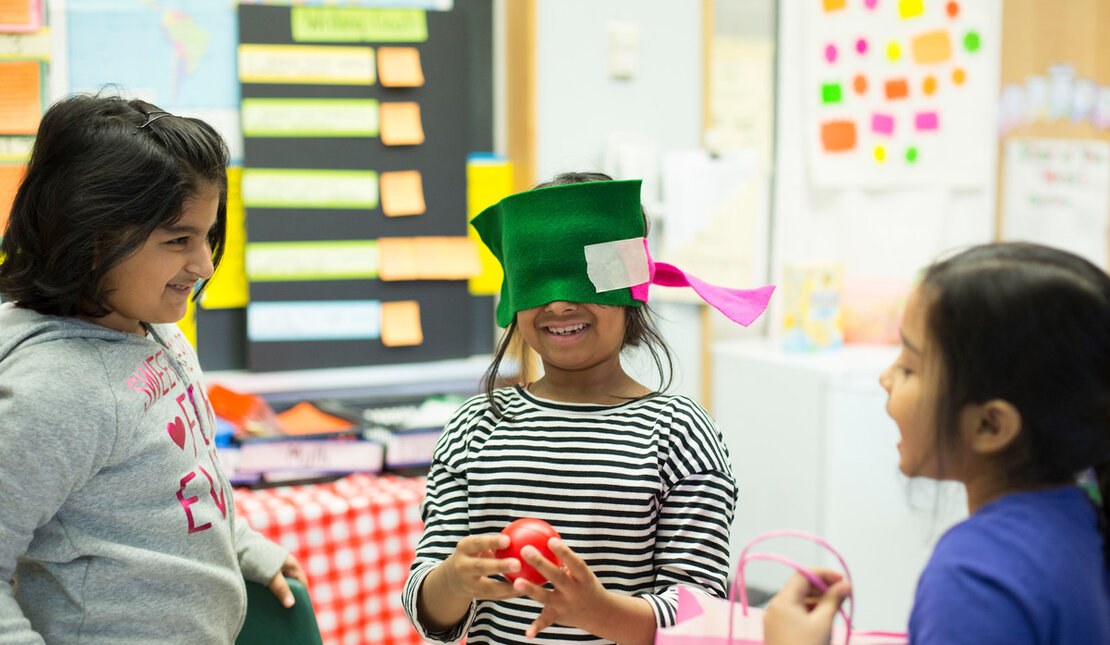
xmin=494 ymin=518 xmax=562 ymax=585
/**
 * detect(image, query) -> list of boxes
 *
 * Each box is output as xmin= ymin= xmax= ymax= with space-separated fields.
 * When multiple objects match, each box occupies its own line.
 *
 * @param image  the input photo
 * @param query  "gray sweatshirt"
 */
xmin=0 ymin=303 xmax=288 ymax=644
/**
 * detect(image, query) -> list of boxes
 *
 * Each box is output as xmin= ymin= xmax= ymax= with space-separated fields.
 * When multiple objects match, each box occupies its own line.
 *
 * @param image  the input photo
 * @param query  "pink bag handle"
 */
xmin=728 ymin=529 xmax=855 ymax=644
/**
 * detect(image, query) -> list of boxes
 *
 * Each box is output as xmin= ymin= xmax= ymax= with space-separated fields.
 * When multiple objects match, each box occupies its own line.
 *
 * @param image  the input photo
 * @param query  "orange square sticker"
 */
xmin=379 ymin=102 xmax=424 ymax=146
xmin=0 ymin=61 xmax=42 ymax=135
xmin=377 ymin=46 xmax=425 ymax=88
xmin=381 ymin=300 xmax=423 ymax=347
xmin=379 ymin=170 xmax=426 ymax=216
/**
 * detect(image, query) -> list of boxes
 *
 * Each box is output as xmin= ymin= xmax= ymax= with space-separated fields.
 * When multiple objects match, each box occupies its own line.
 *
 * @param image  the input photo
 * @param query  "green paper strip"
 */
xmin=242 ymin=99 xmax=380 ymax=138
xmin=246 ymin=240 xmax=379 ymax=281
xmin=292 ymin=7 xmax=428 ymax=43
xmin=242 ymin=168 xmax=379 ymax=209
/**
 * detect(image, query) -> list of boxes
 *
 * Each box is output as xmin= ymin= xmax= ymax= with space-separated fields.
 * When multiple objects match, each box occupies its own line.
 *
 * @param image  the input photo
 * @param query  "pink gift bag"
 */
xmin=655 ymin=530 xmax=908 ymax=645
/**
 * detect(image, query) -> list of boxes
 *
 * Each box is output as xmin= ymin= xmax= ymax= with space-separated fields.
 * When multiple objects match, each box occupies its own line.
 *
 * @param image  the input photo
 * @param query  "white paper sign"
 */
xmin=1002 ymin=138 xmax=1110 ymax=269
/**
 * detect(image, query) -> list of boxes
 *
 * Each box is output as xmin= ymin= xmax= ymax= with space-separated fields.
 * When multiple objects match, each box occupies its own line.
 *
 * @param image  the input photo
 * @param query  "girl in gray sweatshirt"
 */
xmin=0 ymin=94 xmax=304 ymax=644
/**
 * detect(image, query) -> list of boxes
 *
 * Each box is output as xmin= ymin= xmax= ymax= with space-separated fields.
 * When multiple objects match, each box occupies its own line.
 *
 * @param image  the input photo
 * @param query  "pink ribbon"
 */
xmin=630 ymin=240 xmax=775 ymax=327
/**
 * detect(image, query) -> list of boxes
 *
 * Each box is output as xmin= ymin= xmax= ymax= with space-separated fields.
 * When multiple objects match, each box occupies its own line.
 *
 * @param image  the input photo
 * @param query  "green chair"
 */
xmin=236 ymin=578 xmax=323 ymax=645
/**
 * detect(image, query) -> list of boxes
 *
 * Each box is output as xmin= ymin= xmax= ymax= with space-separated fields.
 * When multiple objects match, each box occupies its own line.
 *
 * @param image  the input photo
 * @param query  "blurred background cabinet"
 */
xmin=712 ymin=339 xmax=967 ymax=628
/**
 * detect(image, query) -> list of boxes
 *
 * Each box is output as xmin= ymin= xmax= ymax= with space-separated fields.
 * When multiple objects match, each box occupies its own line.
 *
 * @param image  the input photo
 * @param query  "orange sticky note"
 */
xmin=0 ymin=164 xmax=25 ymax=234
xmin=379 ymin=170 xmax=426 ymax=216
xmin=381 ymin=300 xmax=423 ymax=347
xmin=820 ymin=121 xmax=856 ymax=152
xmin=0 ymin=61 xmax=43 ymax=135
xmin=912 ymin=30 xmax=952 ymax=64
xmin=822 ymin=0 xmax=846 ymax=11
xmin=884 ymin=79 xmax=909 ymax=100
xmin=377 ymin=237 xmax=419 ymax=281
xmin=379 ymin=102 xmax=424 ymax=146
xmin=377 ymin=46 xmax=425 ymax=88
xmin=416 ymin=237 xmax=482 ymax=280
xmin=276 ymin=402 xmax=355 ymax=436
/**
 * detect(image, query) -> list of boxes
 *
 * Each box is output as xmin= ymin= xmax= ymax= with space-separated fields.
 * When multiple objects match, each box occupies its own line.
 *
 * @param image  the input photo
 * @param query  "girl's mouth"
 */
xmin=544 ymin=322 xmax=589 ymax=336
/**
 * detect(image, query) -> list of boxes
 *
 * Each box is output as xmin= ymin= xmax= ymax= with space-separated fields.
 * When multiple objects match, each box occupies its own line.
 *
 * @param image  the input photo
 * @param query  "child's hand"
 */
xmin=763 ymin=568 xmax=851 ymax=645
xmin=440 ymin=534 xmax=523 ymax=601
xmin=268 ymin=553 xmax=309 ymax=608
xmin=511 ymin=538 xmax=609 ymax=638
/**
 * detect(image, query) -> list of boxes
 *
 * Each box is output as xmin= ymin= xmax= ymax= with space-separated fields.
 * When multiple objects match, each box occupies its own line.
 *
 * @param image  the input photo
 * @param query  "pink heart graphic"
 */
xmin=167 ymin=417 xmax=186 ymax=450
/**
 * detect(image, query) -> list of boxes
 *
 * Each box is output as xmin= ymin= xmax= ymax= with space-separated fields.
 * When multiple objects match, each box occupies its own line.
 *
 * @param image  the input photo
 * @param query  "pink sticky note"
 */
xmin=871 ymin=113 xmax=895 ymax=135
xmin=915 ymin=111 xmax=939 ymax=130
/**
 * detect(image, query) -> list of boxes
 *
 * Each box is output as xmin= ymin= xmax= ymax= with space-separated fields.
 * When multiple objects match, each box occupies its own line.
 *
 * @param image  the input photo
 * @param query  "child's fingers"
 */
xmin=282 ymin=555 xmax=309 ymax=585
xmin=519 ymin=544 xmax=565 ymax=582
xmin=809 ymin=581 xmax=852 ymax=623
xmin=479 ymin=578 xmax=527 ymax=601
xmin=776 ymin=572 xmax=817 ymax=604
xmin=458 ymin=533 xmax=509 ymax=556
xmin=524 ymin=606 xmax=558 ymax=639
xmin=267 ymin=573 xmax=296 ymax=609
xmin=546 ymin=538 xmax=588 ymax=578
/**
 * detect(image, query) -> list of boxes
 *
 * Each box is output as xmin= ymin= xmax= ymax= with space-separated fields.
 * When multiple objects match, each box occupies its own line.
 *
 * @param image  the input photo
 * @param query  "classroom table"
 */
xmin=234 ymin=474 xmax=427 ymax=645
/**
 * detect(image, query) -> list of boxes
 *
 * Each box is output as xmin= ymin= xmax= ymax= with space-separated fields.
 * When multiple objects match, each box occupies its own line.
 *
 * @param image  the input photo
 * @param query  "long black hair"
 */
xmin=0 ymin=93 xmax=228 ymax=317
xmin=481 ymin=172 xmax=675 ymax=417
xmin=921 ymin=242 xmax=1110 ymax=566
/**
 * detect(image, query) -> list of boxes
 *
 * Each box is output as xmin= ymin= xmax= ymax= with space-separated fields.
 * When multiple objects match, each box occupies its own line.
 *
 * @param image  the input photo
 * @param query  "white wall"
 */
xmin=533 ymin=0 xmax=708 ymax=402
xmin=534 ymin=0 xmax=704 ymax=199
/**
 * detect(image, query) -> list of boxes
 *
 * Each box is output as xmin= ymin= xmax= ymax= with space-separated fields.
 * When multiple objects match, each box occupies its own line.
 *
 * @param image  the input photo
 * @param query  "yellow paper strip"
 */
xmin=246 ymin=240 xmax=378 ymax=281
xmin=238 ymin=44 xmax=376 ymax=85
xmin=466 ymin=158 xmax=513 ymax=295
xmin=202 ymin=167 xmax=249 ymax=309
xmin=291 ymin=7 xmax=428 ymax=43
xmin=241 ymin=98 xmax=379 ymax=138
xmin=242 ymin=168 xmax=379 ymax=209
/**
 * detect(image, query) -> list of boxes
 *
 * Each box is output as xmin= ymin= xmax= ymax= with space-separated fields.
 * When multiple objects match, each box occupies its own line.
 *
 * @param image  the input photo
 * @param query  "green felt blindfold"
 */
xmin=471 ymin=180 xmax=647 ymax=327
xmin=472 ymin=179 xmax=776 ymax=329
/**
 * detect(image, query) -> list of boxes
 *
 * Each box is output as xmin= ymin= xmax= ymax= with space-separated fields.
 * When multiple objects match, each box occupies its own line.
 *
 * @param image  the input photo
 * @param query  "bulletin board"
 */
xmin=805 ymin=0 xmax=997 ymax=188
xmin=225 ymin=4 xmax=486 ymax=372
xmin=996 ymin=0 xmax=1110 ymax=267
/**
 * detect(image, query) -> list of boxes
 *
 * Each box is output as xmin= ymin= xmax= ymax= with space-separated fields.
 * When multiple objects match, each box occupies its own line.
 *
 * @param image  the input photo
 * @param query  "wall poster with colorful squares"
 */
xmin=807 ymin=0 xmax=998 ymax=187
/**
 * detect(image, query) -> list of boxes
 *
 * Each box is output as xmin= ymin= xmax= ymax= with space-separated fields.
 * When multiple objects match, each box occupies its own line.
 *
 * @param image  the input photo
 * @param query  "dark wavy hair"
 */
xmin=482 ymin=171 xmax=675 ymax=417
xmin=0 ymin=93 xmax=228 ymax=317
xmin=920 ymin=242 xmax=1110 ymax=566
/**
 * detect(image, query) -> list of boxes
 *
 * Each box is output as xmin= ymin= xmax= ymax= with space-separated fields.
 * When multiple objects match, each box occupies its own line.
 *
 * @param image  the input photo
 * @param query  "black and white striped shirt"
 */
xmin=402 ymin=385 xmax=738 ymax=644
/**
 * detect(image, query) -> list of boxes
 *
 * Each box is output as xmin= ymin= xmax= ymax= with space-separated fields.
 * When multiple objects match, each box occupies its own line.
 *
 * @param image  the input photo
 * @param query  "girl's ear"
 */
xmin=960 ymin=399 xmax=1022 ymax=455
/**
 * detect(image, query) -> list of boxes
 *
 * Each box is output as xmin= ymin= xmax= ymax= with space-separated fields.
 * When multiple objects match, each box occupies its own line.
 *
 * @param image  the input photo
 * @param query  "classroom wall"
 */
xmin=533 ymin=0 xmax=704 ymax=197
xmin=769 ymin=0 xmax=1001 ymax=311
xmin=531 ymin=0 xmax=709 ymax=402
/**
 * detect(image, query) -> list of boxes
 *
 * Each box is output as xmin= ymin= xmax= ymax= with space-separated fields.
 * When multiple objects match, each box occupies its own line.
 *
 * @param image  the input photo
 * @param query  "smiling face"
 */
xmin=84 ymin=185 xmax=219 ymax=335
xmin=879 ymin=285 xmax=943 ymax=478
xmin=516 ymin=300 xmax=629 ymax=379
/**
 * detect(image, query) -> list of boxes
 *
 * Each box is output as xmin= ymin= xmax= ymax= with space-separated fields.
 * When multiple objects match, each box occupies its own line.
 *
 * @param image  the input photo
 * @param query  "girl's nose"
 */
xmin=190 ymin=242 xmax=215 ymax=280
xmin=878 ymin=365 xmax=893 ymax=392
xmin=544 ymin=300 xmax=579 ymax=313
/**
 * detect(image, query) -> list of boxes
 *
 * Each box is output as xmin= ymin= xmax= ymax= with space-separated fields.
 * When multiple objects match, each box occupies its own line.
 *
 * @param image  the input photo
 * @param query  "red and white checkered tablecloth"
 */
xmin=234 ymin=474 xmax=428 ymax=645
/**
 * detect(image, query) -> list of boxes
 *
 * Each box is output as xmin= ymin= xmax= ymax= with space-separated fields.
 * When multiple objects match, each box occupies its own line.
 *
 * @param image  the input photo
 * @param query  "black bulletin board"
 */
xmin=207 ymin=3 xmax=492 ymax=372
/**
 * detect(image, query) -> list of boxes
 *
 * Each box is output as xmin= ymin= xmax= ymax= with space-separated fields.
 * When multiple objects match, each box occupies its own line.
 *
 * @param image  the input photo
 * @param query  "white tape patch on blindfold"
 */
xmin=584 ymin=237 xmax=651 ymax=293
